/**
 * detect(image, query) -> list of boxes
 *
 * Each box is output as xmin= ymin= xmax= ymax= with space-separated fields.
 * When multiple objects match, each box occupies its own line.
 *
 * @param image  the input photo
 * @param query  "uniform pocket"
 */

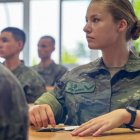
xmin=64 ymin=80 xmax=96 ymax=125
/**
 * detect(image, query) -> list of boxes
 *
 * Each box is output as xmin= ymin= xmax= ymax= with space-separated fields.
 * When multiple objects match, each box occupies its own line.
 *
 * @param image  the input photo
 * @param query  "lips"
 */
xmin=86 ymin=36 xmax=95 ymax=42
xmin=86 ymin=35 xmax=95 ymax=39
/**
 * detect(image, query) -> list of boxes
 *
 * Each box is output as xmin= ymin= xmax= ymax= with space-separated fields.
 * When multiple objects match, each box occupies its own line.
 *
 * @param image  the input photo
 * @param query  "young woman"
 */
xmin=29 ymin=0 xmax=140 ymax=136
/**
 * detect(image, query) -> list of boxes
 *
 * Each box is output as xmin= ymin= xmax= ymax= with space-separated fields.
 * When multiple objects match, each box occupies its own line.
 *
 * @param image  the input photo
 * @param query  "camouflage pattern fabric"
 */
xmin=35 ymin=52 xmax=140 ymax=125
xmin=0 ymin=63 xmax=28 ymax=140
xmin=32 ymin=61 xmax=67 ymax=86
xmin=11 ymin=62 xmax=46 ymax=103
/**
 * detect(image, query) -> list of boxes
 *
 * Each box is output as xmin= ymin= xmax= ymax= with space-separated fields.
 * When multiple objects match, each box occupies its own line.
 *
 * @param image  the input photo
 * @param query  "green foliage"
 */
xmin=31 ymin=57 xmax=38 ymax=66
xmin=133 ymin=0 xmax=140 ymax=53
xmin=62 ymin=47 xmax=78 ymax=64
xmin=133 ymin=0 xmax=140 ymax=18
xmin=61 ymin=41 xmax=89 ymax=64
xmin=75 ymin=41 xmax=89 ymax=57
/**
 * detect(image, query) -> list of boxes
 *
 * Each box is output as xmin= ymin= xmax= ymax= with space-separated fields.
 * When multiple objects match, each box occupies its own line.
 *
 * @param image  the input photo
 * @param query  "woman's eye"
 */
xmin=92 ymin=18 xmax=99 ymax=23
xmin=85 ymin=18 xmax=88 ymax=23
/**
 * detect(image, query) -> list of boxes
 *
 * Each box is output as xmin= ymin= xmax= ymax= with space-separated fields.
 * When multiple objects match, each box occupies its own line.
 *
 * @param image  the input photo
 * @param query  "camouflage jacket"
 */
xmin=32 ymin=61 xmax=67 ymax=86
xmin=0 ymin=63 xmax=28 ymax=140
xmin=11 ymin=62 xmax=46 ymax=103
xmin=35 ymin=52 xmax=140 ymax=125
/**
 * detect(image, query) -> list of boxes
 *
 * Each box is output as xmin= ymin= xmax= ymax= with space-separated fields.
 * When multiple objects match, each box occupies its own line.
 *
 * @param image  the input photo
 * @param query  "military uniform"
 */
xmin=0 ymin=63 xmax=28 ymax=140
xmin=35 ymin=52 xmax=140 ymax=125
xmin=11 ymin=62 xmax=46 ymax=103
xmin=32 ymin=61 xmax=67 ymax=86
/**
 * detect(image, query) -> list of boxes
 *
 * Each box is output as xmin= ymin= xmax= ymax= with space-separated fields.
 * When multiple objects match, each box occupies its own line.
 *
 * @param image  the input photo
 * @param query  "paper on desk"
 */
xmin=63 ymin=126 xmax=79 ymax=131
xmin=36 ymin=125 xmax=79 ymax=132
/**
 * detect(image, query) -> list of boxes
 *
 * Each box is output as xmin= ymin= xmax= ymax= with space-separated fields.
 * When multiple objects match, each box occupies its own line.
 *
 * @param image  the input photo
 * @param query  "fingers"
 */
xmin=71 ymin=124 xmax=91 ymax=136
xmin=71 ymin=120 xmax=96 ymax=136
xmin=29 ymin=104 xmax=56 ymax=128
xmin=71 ymin=119 xmax=109 ymax=137
xmin=29 ymin=112 xmax=38 ymax=128
xmin=92 ymin=125 xmax=109 ymax=136
xmin=29 ymin=106 xmax=41 ymax=128
xmin=46 ymin=106 xmax=56 ymax=127
xmin=39 ymin=107 xmax=49 ymax=127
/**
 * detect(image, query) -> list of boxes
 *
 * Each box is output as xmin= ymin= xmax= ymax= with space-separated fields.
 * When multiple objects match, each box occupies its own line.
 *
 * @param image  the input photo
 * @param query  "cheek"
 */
xmin=38 ymin=48 xmax=44 ymax=53
xmin=2 ymin=47 xmax=9 ymax=52
xmin=38 ymin=49 xmax=48 ymax=55
xmin=98 ymin=26 xmax=117 ymax=41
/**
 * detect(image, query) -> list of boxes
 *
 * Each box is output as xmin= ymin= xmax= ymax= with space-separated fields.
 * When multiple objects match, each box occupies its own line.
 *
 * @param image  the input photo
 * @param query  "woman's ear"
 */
xmin=117 ymin=19 xmax=128 ymax=32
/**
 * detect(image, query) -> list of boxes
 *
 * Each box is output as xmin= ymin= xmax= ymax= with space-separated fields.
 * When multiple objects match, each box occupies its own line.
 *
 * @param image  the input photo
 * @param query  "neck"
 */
xmin=39 ymin=58 xmax=53 ymax=68
xmin=4 ymin=57 xmax=21 ymax=71
xmin=102 ymin=43 xmax=129 ymax=68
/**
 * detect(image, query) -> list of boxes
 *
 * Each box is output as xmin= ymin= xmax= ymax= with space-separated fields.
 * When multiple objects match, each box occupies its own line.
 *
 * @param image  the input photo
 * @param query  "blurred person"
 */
xmin=32 ymin=35 xmax=67 ymax=90
xmin=0 ymin=27 xmax=46 ymax=103
xmin=29 ymin=0 xmax=140 ymax=136
xmin=0 ymin=63 xmax=28 ymax=140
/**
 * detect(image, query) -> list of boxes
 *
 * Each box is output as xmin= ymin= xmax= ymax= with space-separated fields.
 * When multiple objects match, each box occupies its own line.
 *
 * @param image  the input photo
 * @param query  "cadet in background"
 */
xmin=32 ymin=35 xmax=67 ymax=90
xmin=0 ymin=27 xmax=46 ymax=103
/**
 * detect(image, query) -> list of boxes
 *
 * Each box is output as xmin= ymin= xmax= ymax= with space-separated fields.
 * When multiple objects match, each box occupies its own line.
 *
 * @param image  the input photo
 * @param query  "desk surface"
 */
xmin=29 ymin=127 xmax=140 ymax=140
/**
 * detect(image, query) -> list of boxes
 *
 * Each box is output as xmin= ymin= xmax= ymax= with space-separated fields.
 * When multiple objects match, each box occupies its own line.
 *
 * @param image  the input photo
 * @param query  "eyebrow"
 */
xmin=85 ymin=13 xmax=102 ymax=19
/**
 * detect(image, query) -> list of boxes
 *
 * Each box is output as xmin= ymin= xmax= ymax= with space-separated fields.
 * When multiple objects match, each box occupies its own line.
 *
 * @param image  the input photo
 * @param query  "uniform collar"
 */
xmin=89 ymin=51 xmax=140 ymax=73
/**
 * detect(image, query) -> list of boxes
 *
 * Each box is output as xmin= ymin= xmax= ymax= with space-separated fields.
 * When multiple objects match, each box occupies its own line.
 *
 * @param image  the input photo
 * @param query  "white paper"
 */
xmin=63 ymin=126 xmax=79 ymax=131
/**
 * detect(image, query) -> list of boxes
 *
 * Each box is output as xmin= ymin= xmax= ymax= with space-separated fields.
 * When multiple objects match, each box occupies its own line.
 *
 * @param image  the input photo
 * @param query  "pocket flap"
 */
xmin=65 ymin=81 xmax=95 ymax=94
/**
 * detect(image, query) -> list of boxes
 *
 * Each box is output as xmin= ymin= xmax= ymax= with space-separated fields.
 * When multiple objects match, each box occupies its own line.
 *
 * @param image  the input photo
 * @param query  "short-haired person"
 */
xmin=0 ymin=63 xmax=28 ymax=139
xmin=0 ymin=27 xmax=46 ymax=103
xmin=29 ymin=0 xmax=140 ymax=136
xmin=32 ymin=35 xmax=67 ymax=89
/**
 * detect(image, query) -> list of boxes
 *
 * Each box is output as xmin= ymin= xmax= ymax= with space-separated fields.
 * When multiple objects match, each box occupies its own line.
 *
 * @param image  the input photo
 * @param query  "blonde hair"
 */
xmin=90 ymin=0 xmax=140 ymax=41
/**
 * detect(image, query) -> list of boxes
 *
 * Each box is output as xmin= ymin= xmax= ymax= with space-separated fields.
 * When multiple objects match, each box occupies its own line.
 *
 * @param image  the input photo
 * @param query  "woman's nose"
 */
xmin=83 ymin=23 xmax=92 ymax=33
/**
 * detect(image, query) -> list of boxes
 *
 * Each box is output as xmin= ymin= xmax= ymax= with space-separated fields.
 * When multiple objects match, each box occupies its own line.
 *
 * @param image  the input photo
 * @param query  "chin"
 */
xmin=88 ymin=44 xmax=99 ymax=50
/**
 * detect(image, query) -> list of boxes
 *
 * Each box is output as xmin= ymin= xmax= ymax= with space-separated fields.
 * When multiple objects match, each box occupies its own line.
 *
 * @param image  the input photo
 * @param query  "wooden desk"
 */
xmin=29 ymin=127 xmax=140 ymax=140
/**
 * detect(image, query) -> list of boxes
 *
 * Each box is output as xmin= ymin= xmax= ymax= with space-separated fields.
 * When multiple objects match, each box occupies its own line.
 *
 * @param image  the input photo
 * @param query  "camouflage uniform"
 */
xmin=0 ymin=63 xmax=28 ymax=140
xmin=32 ymin=61 xmax=67 ymax=86
xmin=11 ymin=62 xmax=46 ymax=103
xmin=35 ymin=52 xmax=140 ymax=125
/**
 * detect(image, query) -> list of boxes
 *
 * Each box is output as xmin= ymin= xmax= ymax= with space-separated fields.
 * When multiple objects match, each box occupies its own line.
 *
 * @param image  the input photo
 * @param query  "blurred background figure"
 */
xmin=32 ymin=35 xmax=67 ymax=90
xmin=0 ymin=63 xmax=28 ymax=140
xmin=0 ymin=27 xmax=46 ymax=103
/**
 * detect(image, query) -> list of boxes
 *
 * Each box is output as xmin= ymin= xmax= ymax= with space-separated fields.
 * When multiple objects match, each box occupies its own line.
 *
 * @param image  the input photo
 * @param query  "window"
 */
xmin=30 ymin=0 xmax=59 ymax=65
xmin=61 ymin=0 xmax=91 ymax=67
xmin=0 ymin=2 xmax=23 ymax=62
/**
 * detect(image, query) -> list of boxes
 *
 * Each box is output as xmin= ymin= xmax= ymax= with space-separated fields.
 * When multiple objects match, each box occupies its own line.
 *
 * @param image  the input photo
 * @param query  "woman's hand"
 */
xmin=29 ymin=104 xmax=56 ymax=129
xmin=71 ymin=109 xmax=130 ymax=137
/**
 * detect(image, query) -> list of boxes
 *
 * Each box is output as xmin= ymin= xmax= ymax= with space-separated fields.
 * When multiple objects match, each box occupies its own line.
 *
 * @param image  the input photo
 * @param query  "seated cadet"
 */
xmin=32 ymin=35 xmax=67 ymax=90
xmin=0 ymin=27 xmax=46 ymax=103
xmin=0 ymin=63 xmax=28 ymax=140
xmin=29 ymin=0 xmax=140 ymax=136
